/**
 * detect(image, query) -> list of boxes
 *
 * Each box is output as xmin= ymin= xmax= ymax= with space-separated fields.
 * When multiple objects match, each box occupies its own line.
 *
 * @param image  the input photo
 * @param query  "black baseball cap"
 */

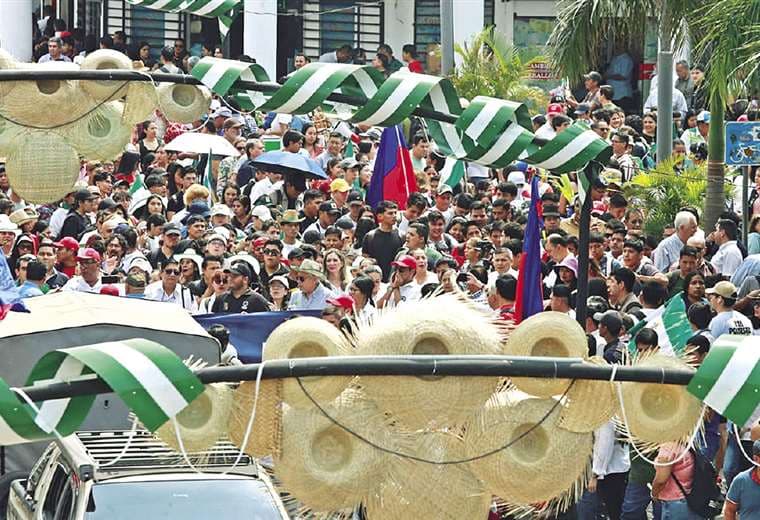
xmin=163 ymin=223 xmax=182 ymax=235
xmin=225 ymin=262 xmax=252 ymax=279
xmin=347 ymin=191 xmax=363 ymax=205
xmin=74 ymin=188 xmax=97 ymax=202
xmin=319 ymin=201 xmax=341 ymax=214
xmin=584 ymin=71 xmax=603 ymax=83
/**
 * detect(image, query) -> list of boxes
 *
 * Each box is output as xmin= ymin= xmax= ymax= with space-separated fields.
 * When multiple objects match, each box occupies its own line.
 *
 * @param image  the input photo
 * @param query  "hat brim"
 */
xmin=292 ymin=268 xmax=325 ymax=280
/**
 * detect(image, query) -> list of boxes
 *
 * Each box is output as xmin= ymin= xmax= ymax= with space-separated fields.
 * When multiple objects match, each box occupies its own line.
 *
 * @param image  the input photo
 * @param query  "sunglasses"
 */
xmin=164 ymin=268 xmax=180 ymax=275
xmin=263 ymin=249 xmax=280 ymax=256
xmin=236 ymin=146 xmax=245 ymax=152
xmin=296 ymin=275 xmax=309 ymax=282
xmin=213 ymin=275 xmax=228 ymax=284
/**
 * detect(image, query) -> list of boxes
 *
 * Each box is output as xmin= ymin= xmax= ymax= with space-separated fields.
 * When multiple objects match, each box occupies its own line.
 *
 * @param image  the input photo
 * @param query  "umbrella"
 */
xmin=250 ymin=151 xmax=327 ymax=179
xmin=164 ymin=132 xmax=239 ymax=156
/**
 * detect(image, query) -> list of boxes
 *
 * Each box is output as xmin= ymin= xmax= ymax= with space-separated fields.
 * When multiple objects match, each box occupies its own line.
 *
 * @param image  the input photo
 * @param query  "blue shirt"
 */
xmin=727 ymin=469 xmax=760 ymax=517
xmin=287 ymin=284 xmax=333 ymax=311
xmin=18 ymin=281 xmax=43 ymax=299
xmin=606 ymin=52 xmax=633 ymax=99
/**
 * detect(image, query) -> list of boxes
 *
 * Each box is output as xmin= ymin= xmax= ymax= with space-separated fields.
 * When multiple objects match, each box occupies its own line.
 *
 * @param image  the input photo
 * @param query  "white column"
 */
xmin=243 ymin=0 xmax=277 ymax=79
xmin=0 ymin=0 xmax=33 ymax=62
xmin=383 ymin=0 xmax=414 ymax=58
xmin=452 ymin=0 xmax=484 ymax=67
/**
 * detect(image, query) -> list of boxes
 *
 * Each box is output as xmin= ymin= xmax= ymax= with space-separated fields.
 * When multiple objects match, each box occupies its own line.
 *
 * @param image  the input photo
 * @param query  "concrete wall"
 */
xmin=0 ymin=0 xmax=33 ymax=62
xmin=494 ymin=0 xmax=557 ymax=42
xmin=244 ymin=0 xmax=278 ymax=79
xmin=383 ymin=0 xmax=414 ymax=58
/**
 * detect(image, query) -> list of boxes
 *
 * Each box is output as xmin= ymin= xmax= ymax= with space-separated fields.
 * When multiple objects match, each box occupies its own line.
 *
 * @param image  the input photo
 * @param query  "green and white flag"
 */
xmin=439 ymin=158 xmax=466 ymax=189
xmin=688 ymin=335 xmax=760 ymax=428
xmin=126 ymin=0 xmax=240 ymax=36
xmin=627 ymin=292 xmax=693 ymax=356
xmin=129 ymin=172 xmax=145 ymax=196
xmin=0 ymin=339 xmax=203 ymax=445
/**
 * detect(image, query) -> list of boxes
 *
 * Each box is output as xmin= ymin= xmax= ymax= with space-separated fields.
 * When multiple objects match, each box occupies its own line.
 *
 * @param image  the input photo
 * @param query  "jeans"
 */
xmin=620 ymin=482 xmax=661 ymax=520
xmin=597 ymin=472 xmax=628 ymax=520
xmin=576 ymin=489 xmax=605 ymax=520
xmin=723 ymin=425 xmax=753 ymax=488
xmin=660 ymin=498 xmax=704 ymax=520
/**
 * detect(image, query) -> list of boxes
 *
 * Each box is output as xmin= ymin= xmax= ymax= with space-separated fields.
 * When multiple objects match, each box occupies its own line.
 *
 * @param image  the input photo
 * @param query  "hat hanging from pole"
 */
xmin=122 ymin=82 xmax=159 ymax=126
xmin=57 ymin=101 xmax=132 ymax=161
xmin=157 ymin=83 xmax=212 ymax=123
xmin=620 ymin=354 xmax=703 ymax=445
xmin=262 ymin=316 xmax=352 ymax=408
xmin=227 ymin=379 xmax=283 ymax=459
xmin=0 ymin=117 xmax=24 ymax=157
xmin=154 ymin=383 xmax=233 ymax=453
xmin=355 ymin=295 xmax=502 ymax=429
xmin=364 ymin=431 xmax=492 ymax=519
xmin=5 ymin=131 xmax=80 ymax=204
xmin=0 ymin=63 xmax=86 ymax=128
xmin=557 ymin=356 xmax=618 ymax=433
xmin=79 ymin=49 xmax=133 ymax=100
xmin=504 ymin=311 xmax=588 ymax=397
xmin=0 ymin=49 xmax=17 ymax=97
xmin=274 ymin=389 xmax=391 ymax=512
xmin=466 ymin=392 xmax=592 ymax=507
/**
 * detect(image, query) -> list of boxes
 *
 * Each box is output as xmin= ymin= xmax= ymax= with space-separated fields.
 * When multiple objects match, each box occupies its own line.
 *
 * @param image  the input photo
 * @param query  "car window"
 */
xmin=42 ymin=464 xmax=69 ymax=520
xmin=85 ymin=478 xmax=283 ymax=519
xmin=28 ymin=444 xmax=56 ymax=491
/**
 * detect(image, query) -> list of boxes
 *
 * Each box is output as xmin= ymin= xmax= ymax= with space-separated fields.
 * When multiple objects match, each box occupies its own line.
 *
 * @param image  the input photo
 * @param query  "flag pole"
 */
xmin=575 ymin=162 xmax=597 ymax=328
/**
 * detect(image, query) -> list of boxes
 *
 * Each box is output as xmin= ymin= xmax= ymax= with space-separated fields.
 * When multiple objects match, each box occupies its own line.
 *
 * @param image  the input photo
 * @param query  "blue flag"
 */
xmin=514 ymin=175 xmax=544 ymax=322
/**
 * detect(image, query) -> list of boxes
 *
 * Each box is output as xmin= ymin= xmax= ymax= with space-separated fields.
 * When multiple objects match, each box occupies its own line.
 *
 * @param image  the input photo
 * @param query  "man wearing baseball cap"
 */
xmin=212 ymin=262 xmax=270 ymax=313
xmin=377 ymin=254 xmax=419 ymax=309
xmin=57 ymin=188 xmax=96 ymax=241
xmin=707 ymin=281 xmax=752 ymax=338
xmin=62 ymin=248 xmax=103 ymax=293
xmin=535 ymin=103 xmax=566 ymax=140
xmin=52 ymin=236 xmax=80 ymax=277
xmin=329 ymin=178 xmax=351 ymax=211
xmin=304 ymin=201 xmax=341 ymax=237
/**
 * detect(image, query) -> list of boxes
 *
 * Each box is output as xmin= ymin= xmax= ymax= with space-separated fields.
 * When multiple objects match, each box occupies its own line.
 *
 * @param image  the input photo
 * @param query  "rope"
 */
xmin=731 ymin=422 xmax=760 ymax=467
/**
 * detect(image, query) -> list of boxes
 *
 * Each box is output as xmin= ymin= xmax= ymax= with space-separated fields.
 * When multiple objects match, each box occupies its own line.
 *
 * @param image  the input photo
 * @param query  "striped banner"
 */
xmin=192 ymin=59 xmax=612 ymax=174
xmin=687 ymin=335 xmax=760 ymax=428
xmin=627 ymin=292 xmax=693 ymax=356
xmin=126 ymin=0 xmax=240 ymax=36
xmin=0 ymin=339 xmax=203 ymax=445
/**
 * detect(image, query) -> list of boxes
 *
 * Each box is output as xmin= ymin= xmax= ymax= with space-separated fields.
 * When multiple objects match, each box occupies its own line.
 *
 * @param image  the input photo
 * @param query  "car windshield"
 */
xmin=85 ymin=478 xmax=282 ymax=519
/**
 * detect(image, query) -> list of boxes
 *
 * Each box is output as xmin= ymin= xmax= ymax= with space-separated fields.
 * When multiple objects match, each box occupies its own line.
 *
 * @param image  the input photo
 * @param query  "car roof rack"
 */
xmin=73 ymin=430 xmax=256 ymax=479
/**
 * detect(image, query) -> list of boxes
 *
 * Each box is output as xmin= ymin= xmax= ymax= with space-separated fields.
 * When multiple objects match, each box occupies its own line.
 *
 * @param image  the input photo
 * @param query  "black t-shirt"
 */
xmin=148 ymin=247 xmax=175 ymax=270
xmin=57 ymin=210 xmax=89 ymax=241
xmin=299 ymin=211 xmax=318 ymax=234
xmin=211 ymin=289 xmax=270 ymax=313
xmin=362 ymin=228 xmax=403 ymax=282
xmin=167 ymin=191 xmax=185 ymax=215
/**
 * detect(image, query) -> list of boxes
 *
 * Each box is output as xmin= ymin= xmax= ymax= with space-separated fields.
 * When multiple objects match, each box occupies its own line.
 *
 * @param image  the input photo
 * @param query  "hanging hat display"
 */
xmin=0 ymin=116 xmax=24 ymax=157
xmin=0 ymin=48 xmax=17 ymax=97
xmin=122 ymin=81 xmax=159 ymax=126
xmin=504 ymin=311 xmax=587 ymax=397
xmin=157 ymin=83 xmax=212 ymax=123
xmin=262 ymin=316 xmax=352 ymax=408
xmin=79 ymin=49 xmax=133 ymax=100
xmin=227 ymin=379 xmax=283 ymax=459
xmin=557 ymin=356 xmax=618 ymax=433
xmin=356 ymin=295 xmax=502 ymax=429
xmin=57 ymin=101 xmax=131 ymax=161
xmin=5 ymin=131 xmax=79 ymax=204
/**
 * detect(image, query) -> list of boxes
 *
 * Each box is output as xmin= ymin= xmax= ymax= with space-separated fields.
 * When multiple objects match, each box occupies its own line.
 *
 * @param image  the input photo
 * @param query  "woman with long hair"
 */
xmin=138 ymin=121 xmax=162 ymax=160
xmin=301 ymin=123 xmax=322 ymax=159
xmin=642 ymin=112 xmax=657 ymax=146
xmin=268 ymin=275 xmax=290 ymax=311
xmin=411 ymin=248 xmax=437 ymax=286
xmin=134 ymin=194 xmax=166 ymax=222
xmin=681 ymin=271 xmax=706 ymax=308
xmin=231 ymin=195 xmax=252 ymax=231
xmin=326 ymin=158 xmax=344 ymax=180
xmin=323 ymin=248 xmax=352 ymax=291
xmin=348 ymin=275 xmax=376 ymax=324
xmin=222 ymin=183 xmax=240 ymax=209
xmin=198 ymin=271 xmax=228 ymax=313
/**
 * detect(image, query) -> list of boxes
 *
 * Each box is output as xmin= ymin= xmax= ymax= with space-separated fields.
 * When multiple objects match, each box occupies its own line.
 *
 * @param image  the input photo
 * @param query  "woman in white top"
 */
xmin=348 ymin=276 xmax=376 ymax=325
xmin=323 ymin=248 xmax=352 ymax=292
xmin=198 ymin=271 xmax=229 ymax=314
xmin=411 ymin=248 xmax=438 ymax=288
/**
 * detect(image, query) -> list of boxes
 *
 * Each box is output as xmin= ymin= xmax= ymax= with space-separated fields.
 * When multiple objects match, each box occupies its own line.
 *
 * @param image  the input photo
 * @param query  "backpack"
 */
xmin=670 ymin=447 xmax=723 ymax=518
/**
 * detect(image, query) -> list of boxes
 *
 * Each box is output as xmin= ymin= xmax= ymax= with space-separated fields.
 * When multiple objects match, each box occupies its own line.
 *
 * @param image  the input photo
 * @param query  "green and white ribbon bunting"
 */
xmin=627 ymin=292 xmax=693 ymax=356
xmin=688 ymin=335 xmax=760 ymax=428
xmin=0 ymin=339 xmax=203 ymax=446
xmin=126 ymin=0 xmax=240 ymax=36
xmin=192 ymin=58 xmax=612 ymax=174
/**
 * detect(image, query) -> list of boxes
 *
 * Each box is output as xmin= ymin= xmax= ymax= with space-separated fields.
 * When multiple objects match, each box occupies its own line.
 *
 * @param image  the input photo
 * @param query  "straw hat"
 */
xmin=466 ymin=392 xmax=592 ymax=505
xmin=79 ymin=49 xmax=133 ymax=100
xmin=5 ymin=131 xmax=79 ymax=204
xmin=9 ymin=207 xmax=39 ymax=227
xmin=356 ymin=295 xmax=502 ymax=429
xmin=57 ymin=101 xmax=131 ymax=161
xmin=227 ymin=379 xmax=283 ymax=459
xmin=0 ymin=117 xmax=24 ymax=157
xmin=262 ymin=316 xmax=352 ymax=408
xmin=122 ymin=82 xmax=159 ymax=126
xmin=365 ymin=431 xmax=491 ymax=519
xmin=0 ymin=49 xmax=17 ymax=97
xmin=0 ymin=64 xmax=85 ymax=127
xmin=504 ymin=311 xmax=587 ymax=397
xmin=275 ymin=389 xmax=389 ymax=512
xmin=154 ymin=383 xmax=233 ymax=453
xmin=557 ymin=356 xmax=617 ymax=433
xmin=620 ymin=354 xmax=702 ymax=444
xmin=157 ymin=83 xmax=212 ymax=123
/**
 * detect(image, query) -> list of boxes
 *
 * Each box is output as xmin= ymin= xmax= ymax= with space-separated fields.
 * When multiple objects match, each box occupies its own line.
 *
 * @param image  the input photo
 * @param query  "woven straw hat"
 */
xmin=0 ymin=49 xmax=17 ymax=97
xmin=504 ymin=311 xmax=587 ymax=397
xmin=262 ymin=316 xmax=352 ymax=408
xmin=466 ymin=392 xmax=592 ymax=505
xmin=57 ymin=101 xmax=131 ymax=161
xmin=620 ymin=354 xmax=702 ymax=444
xmin=79 ymin=49 xmax=133 ymax=100
xmin=5 ymin=131 xmax=79 ymax=204
xmin=0 ymin=117 xmax=24 ymax=157
xmin=356 ymin=295 xmax=502 ymax=429
xmin=158 ymin=83 xmax=212 ymax=123
xmin=122 ymin=81 xmax=159 ymax=126
xmin=275 ymin=389 xmax=389 ymax=512
xmin=227 ymin=379 xmax=283 ymax=459
xmin=365 ymin=431 xmax=491 ymax=519
xmin=557 ymin=356 xmax=617 ymax=433
xmin=154 ymin=383 xmax=233 ymax=453
xmin=0 ymin=63 xmax=86 ymax=128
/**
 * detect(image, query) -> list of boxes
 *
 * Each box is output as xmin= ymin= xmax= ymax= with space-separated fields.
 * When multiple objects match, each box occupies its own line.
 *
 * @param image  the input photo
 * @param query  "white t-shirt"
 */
xmin=710 ymin=310 xmax=753 ymax=339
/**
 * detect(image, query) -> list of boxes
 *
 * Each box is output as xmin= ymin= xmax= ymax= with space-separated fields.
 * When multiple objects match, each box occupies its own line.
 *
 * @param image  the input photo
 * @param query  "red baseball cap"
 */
xmin=547 ymin=103 xmax=564 ymax=116
xmin=53 ymin=236 xmax=79 ymax=252
xmin=327 ymin=293 xmax=355 ymax=310
xmin=391 ymin=254 xmax=417 ymax=270
xmin=253 ymin=237 xmax=269 ymax=249
xmin=100 ymin=285 xmax=120 ymax=297
xmin=77 ymin=247 xmax=101 ymax=263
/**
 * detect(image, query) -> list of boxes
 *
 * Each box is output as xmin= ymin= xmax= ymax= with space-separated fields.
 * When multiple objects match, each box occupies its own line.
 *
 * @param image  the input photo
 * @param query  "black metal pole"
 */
xmin=17 ymin=355 xmax=695 ymax=402
xmin=0 ymin=69 xmax=459 ymax=125
xmin=575 ymin=163 xmax=596 ymax=328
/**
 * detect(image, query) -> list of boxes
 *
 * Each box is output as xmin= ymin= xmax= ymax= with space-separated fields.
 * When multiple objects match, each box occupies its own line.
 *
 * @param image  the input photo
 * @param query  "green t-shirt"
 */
xmin=628 ymin=450 xmax=656 ymax=484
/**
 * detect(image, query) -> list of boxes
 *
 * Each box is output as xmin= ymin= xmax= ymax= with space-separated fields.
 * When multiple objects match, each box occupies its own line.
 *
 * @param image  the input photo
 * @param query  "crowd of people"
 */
xmin=5 ymin=19 xmax=760 ymax=519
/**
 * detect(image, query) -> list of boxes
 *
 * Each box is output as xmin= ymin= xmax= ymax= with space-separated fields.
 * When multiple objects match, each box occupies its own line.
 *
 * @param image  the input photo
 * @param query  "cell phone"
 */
xmin=102 ymin=275 xmax=120 ymax=284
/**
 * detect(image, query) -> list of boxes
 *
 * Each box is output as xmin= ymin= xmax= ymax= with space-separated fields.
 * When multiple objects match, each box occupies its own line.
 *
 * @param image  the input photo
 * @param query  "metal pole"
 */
xmin=743 ymin=165 xmax=750 ymax=246
xmin=440 ymin=0 xmax=455 ymax=76
xmin=15 ymin=355 xmax=696 ymax=403
xmin=656 ymin=5 xmax=673 ymax=163
xmin=575 ymin=165 xmax=594 ymax=329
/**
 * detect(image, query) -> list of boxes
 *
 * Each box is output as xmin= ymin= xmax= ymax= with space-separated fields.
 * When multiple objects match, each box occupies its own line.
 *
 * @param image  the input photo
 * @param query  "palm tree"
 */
xmin=690 ymin=0 xmax=760 ymax=230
